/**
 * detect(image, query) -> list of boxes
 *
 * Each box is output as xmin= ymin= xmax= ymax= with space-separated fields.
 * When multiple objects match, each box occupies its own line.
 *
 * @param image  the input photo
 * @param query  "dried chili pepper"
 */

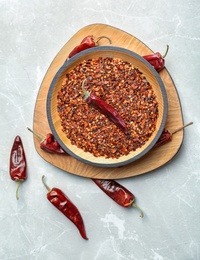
xmin=68 ymin=35 xmax=112 ymax=59
xmin=27 ymin=128 xmax=66 ymax=154
xmin=9 ymin=136 xmax=27 ymax=200
xmin=143 ymin=45 xmax=169 ymax=72
xmin=42 ymin=175 xmax=88 ymax=240
xmin=92 ymin=179 xmax=143 ymax=218
xmin=155 ymin=122 xmax=193 ymax=147
xmin=82 ymin=79 xmax=128 ymax=134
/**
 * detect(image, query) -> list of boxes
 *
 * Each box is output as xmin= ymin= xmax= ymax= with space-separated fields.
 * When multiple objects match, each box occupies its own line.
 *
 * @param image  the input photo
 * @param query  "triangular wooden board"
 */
xmin=32 ymin=23 xmax=183 ymax=179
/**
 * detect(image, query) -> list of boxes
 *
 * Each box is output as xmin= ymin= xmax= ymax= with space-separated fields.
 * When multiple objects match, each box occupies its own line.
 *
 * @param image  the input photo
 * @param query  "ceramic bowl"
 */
xmin=47 ymin=46 xmax=168 ymax=167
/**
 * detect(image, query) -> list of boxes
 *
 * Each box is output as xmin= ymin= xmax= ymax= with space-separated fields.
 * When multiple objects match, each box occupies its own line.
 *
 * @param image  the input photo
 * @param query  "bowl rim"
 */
xmin=46 ymin=46 xmax=168 ymax=168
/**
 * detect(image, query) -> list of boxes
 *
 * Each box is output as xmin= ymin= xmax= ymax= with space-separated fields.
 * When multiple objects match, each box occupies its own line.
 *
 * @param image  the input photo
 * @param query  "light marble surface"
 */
xmin=0 ymin=0 xmax=200 ymax=259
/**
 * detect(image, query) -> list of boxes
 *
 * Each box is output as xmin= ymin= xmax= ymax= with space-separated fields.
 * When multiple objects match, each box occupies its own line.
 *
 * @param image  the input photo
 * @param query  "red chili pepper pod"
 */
xmin=42 ymin=176 xmax=88 ymax=240
xmin=155 ymin=122 xmax=193 ymax=147
xmin=143 ymin=45 xmax=169 ymax=72
xmin=9 ymin=136 xmax=27 ymax=200
xmin=40 ymin=133 xmax=66 ymax=154
xmin=27 ymin=128 xmax=67 ymax=154
xmin=82 ymin=79 xmax=128 ymax=134
xmin=68 ymin=35 xmax=112 ymax=59
xmin=154 ymin=129 xmax=172 ymax=147
xmin=92 ymin=179 xmax=143 ymax=218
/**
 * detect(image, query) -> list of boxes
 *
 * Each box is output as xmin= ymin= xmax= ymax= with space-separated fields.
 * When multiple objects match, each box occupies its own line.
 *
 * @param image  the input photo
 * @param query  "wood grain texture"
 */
xmin=33 ymin=23 xmax=183 ymax=179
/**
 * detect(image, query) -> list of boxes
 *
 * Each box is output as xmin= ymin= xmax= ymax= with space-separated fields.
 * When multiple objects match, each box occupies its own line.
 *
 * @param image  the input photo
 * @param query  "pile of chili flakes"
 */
xmin=57 ymin=57 xmax=158 ymax=159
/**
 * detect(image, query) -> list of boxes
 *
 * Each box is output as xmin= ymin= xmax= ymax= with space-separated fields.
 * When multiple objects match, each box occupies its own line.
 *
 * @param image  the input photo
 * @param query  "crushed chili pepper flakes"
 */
xmin=57 ymin=57 xmax=159 ymax=159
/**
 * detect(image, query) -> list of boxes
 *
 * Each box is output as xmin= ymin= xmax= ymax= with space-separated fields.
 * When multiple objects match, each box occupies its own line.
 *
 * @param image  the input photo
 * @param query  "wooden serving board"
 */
xmin=33 ymin=23 xmax=183 ymax=179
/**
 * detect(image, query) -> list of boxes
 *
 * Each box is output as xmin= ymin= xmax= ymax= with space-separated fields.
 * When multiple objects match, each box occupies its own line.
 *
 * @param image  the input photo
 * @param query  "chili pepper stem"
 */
xmin=82 ymin=79 xmax=91 ymax=100
xmin=42 ymin=175 xmax=51 ymax=192
xmin=27 ymin=127 xmax=44 ymax=141
xmin=162 ymin=45 xmax=169 ymax=58
xmin=131 ymin=202 xmax=144 ymax=218
xmin=95 ymin=36 xmax=112 ymax=45
xmin=171 ymin=122 xmax=193 ymax=135
xmin=16 ymin=180 xmax=23 ymax=200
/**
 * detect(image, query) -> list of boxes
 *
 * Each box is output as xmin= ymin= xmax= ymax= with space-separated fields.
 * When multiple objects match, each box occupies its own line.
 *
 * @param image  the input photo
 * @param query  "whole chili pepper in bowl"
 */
xmin=92 ymin=179 xmax=143 ymax=218
xmin=27 ymin=127 xmax=67 ymax=154
xmin=9 ymin=136 xmax=27 ymax=200
xmin=155 ymin=122 xmax=193 ymax=147
xmin=67 ymin=35 xmax=112 ymax=59
xmin=82 ymin=79 xmax=128 ymax=134
xmin=42 ymin=175 xmax=88 ymax=240
xmin=143 ymin=45 xmax=169 ymax=72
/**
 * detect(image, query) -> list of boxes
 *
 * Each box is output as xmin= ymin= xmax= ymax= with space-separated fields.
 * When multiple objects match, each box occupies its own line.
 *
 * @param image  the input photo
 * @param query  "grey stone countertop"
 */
xmin=0 ymin=0 xmax=199 ymax=260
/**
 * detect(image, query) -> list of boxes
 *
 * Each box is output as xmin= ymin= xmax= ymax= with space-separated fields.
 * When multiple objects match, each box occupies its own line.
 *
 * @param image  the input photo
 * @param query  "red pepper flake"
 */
xmin=57 ymin=57 xmax=159 ymax=159
xmin=9 ymin=136 xmax=27 ymax=200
